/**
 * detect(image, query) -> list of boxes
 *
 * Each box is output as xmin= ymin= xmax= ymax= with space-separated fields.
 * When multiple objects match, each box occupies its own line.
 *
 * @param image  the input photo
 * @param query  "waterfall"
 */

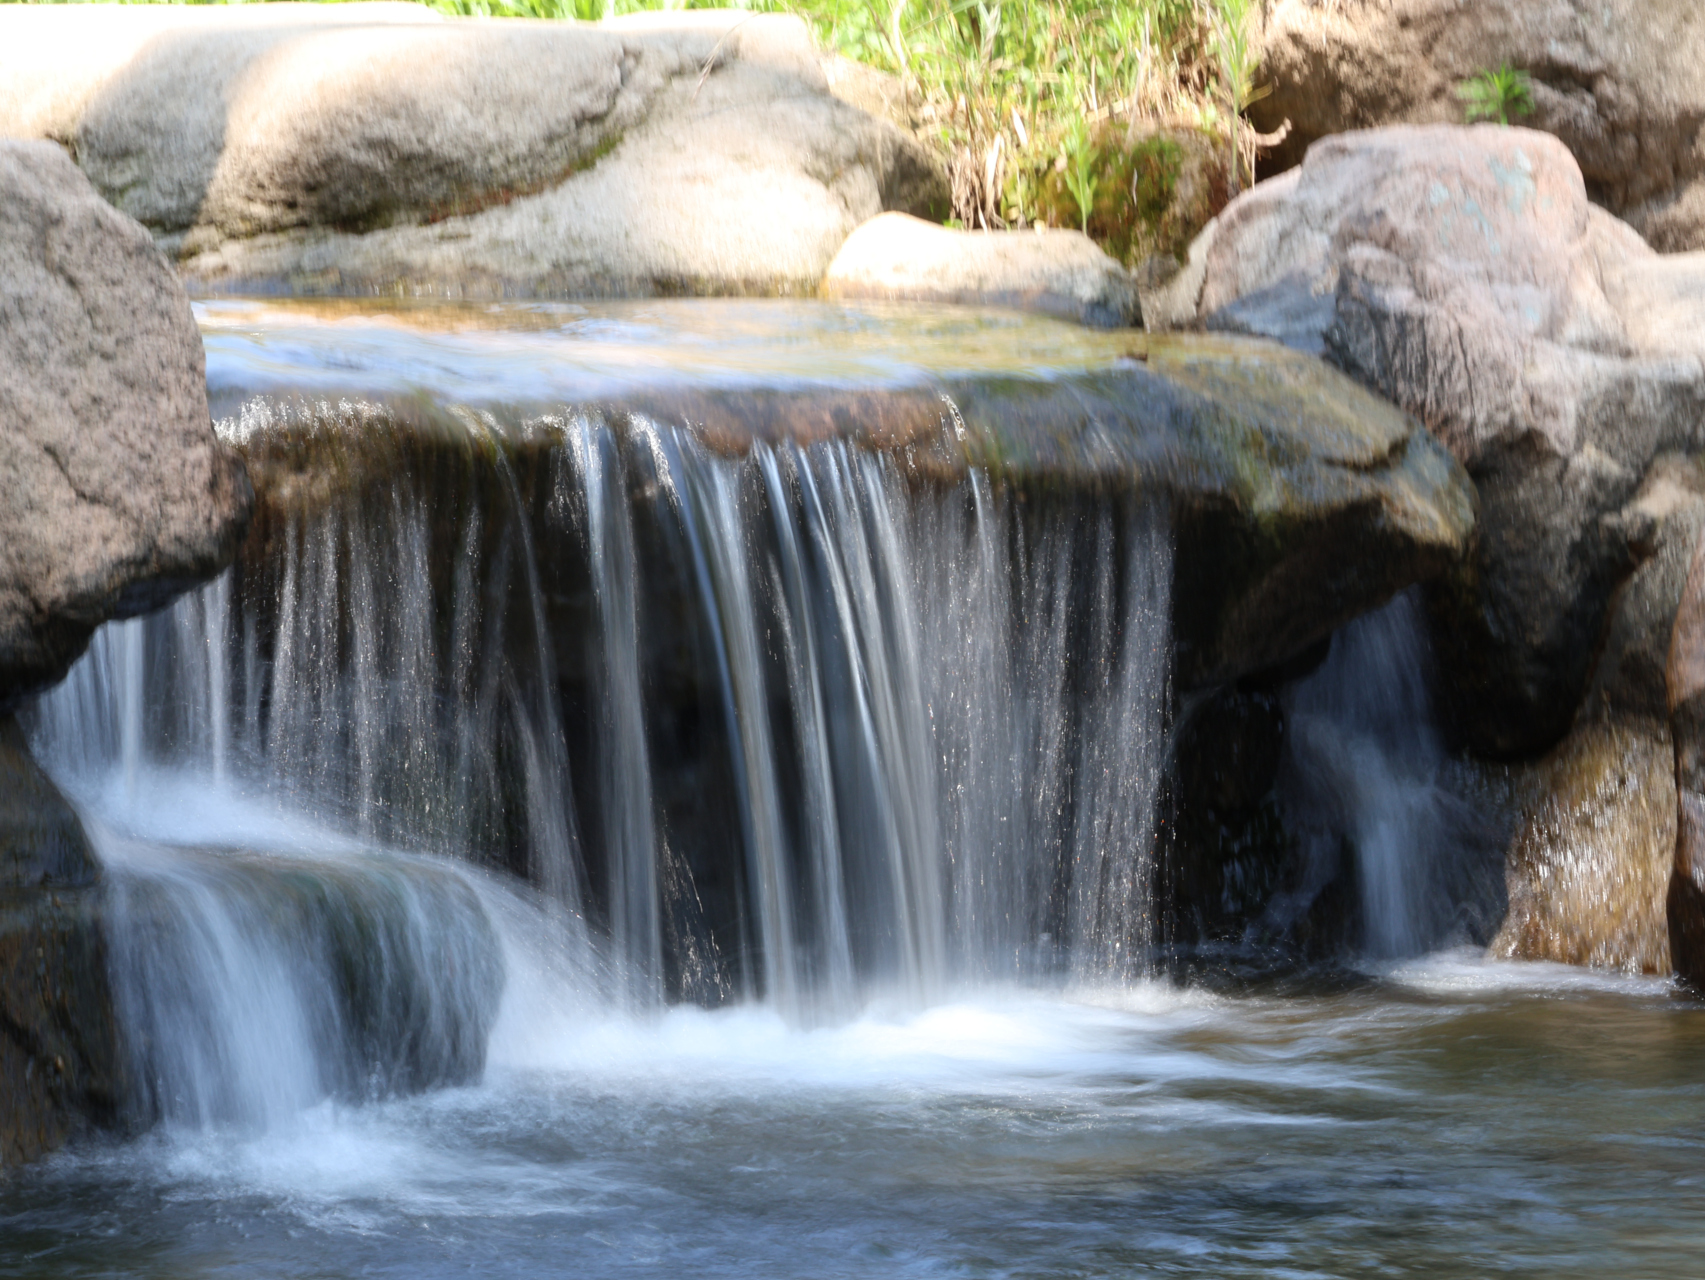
xmin=1274 ymin=589 xmax=1483 ymax=958
xmin=32 ymin=407 xmax=1175 ymax=1043
xmin=101 ymin=829 xmax=502 ymax=1130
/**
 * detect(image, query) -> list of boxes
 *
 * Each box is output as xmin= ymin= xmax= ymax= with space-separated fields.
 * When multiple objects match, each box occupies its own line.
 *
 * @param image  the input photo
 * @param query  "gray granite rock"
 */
xmin=821 ymin=213 xmax=1139 ymax=328
xmin=1252 ymin=0 xmax=1705 ymax=252
xmin=0 ymin=5 xmax=948 ymax=298
xmin=0 ymin=140 xmax=251 ymax=708
xmin=1162 ymin=125 xmax=1705 ymax=756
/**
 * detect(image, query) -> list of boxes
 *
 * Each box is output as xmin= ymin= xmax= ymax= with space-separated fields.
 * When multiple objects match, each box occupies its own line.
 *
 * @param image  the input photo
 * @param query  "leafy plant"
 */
xmin=1061 ymin=120 xmax=1099 ymax=234
xmin=1456 ymin=65 xmax=1535 ymax=126
xmin=1206 ymin=0 xmax=1269 ymax=194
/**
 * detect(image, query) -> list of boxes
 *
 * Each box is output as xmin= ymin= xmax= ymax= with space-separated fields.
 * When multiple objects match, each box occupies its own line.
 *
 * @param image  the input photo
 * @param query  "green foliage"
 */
xmin=1455 ymin=64 xmax=1535 ymax=126
xmin=1128 ymin=134 xmax=1185 ymax=222
xmin=770 ymin=0 xmax=1250 ymax=236
xmin=1060 ymin=120 xmax=1098 ymax=235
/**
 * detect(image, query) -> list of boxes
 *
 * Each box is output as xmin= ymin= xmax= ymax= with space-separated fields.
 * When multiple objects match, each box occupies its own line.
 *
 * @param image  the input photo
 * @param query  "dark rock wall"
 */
xmin=0 ymin=718 xmax=123 ymax=1167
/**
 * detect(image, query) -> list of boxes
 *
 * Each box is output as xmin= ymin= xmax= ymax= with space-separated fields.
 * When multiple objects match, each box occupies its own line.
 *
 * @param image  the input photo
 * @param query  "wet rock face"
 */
xmin=0 ymin=6 xmax=947 ymax=298
xmin=0 ymin=140 xmax=252 ymax=710
xmin=109 ymin=849 xmax=504 ymax=1124
xmin=1251 ymin=0 xmax=1705 ymax=253
xmin=193 ymin=302 xmax=1474 ymax=980
xmin=0 ymin=718 xmax=122 ymax=1168
xmin=1667 ymin=521 xmax=1705 ymax=988
xmin=1491 ymin=719 xmax=1676 ymax=972
xmin=1155 ymin=125 xmax=1705 ymax=756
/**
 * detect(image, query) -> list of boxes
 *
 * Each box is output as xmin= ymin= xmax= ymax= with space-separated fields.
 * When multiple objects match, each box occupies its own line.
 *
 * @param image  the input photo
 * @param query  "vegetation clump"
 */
xmin=1456 ymin=64 xmax=1536 ymax=126
xmin=759 ymin=0 xmax=1268 ymax=254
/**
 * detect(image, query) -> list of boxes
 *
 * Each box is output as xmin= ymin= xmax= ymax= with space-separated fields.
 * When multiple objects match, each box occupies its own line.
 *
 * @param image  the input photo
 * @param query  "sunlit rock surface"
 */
xmin=1251 ymin=0 xmax=1705 ymax=253
xmin=0 ymin=141 xmax=252 ymax=708
xmin=0 ymin=4 xmax=946 ymax=298
xmin=821 ymin=213 xmax=1139 ymax=329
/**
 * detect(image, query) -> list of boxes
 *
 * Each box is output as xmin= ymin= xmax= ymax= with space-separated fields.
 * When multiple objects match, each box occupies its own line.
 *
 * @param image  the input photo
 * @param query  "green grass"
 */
xmin=9 ymin=0 xmax=1263 ymax=253
xmin=763 ymin=0 xmax=1256 ymax=239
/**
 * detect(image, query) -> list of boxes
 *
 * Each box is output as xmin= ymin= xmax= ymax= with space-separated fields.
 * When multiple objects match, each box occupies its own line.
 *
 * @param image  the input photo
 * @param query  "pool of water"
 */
xmin=3 ymin=939 xmax=1701 ymax=1279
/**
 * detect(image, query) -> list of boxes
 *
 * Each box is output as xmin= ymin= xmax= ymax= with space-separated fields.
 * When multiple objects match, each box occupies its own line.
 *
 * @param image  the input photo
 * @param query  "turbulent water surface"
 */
xmin=7 ymin=777 xmax=1704 ymax=1279
xmin=5 ymin=896 xmax=1703 ymax=1277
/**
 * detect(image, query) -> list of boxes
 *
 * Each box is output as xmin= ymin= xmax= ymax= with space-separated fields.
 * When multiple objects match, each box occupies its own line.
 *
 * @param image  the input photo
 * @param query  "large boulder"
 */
xmin=0 ymin=5 xmax=947 ymax=298
xmin=1491 ymin=456 xmax=1705 ymax=972
xmin=1154 ymin=125 xmax=1705 ymax=757
xmin=820 ymin=213 xmax=1139 ymax=328
xmin=0 ymin=138 xmax=249 ymax=1168
xmin=1251 ymin=0 xmax=1705 ymax=251
xmin=0 ymin=140 xmax=252 ymax=708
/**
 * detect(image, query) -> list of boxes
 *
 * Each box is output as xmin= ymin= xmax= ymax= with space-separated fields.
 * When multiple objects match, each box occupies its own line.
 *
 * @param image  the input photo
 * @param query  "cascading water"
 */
xmin=10 ymin=304 xmax=1693 ymax=1280
xmin=30 ymin=397 xmax=1175 ymax=1116
xmin=1272 ymin=588 xmax=1494 ymax=958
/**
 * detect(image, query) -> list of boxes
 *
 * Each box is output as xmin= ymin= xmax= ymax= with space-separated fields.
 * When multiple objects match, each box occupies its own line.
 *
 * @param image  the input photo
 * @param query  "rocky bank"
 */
xmin=1252 ymin=0 xmax=1705 ymax=253
xmin=1155 ymin=123 xmax=1705 ymax=972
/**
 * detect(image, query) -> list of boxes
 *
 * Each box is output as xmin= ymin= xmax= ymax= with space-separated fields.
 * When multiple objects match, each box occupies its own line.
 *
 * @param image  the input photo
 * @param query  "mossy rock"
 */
xmin=1037 ymin=124 xmax=1231 ymax=268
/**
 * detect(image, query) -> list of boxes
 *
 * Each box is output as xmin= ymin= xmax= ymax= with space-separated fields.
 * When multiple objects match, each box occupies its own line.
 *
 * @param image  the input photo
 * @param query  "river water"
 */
xmin=5 ymin=855 xmax=1702 ymax=1280
xmin=5 ymin=300 xmax=1703 ymax=1277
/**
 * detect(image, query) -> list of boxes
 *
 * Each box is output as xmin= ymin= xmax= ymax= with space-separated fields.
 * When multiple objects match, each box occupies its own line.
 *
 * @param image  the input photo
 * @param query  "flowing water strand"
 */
xmin=1277 ymin=588 xmax=1480 ymax=957
xmin=563 ymin=416 xmax=663 ymax=1007
xmin=480 ymin=420 xmax=585 ymax=913
xmin=653 ymin=429 xmax=802 ymax=1013
xmin=758 ymin=447 xmax=857 ymax=1013
xmin=1065 ymin=503 xmax=1173 ymax=981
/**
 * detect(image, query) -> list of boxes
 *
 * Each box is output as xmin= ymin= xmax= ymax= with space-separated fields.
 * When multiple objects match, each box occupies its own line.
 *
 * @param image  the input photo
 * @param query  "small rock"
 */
xmin=821 ymin=212 xmax=1139 ymax=328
